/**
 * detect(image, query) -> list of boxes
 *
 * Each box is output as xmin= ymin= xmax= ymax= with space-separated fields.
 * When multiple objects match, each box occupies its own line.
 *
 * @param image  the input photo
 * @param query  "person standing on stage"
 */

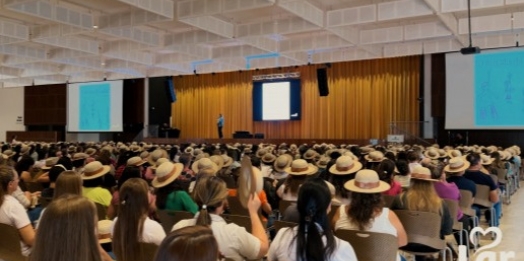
xmin=217 ymin=114 xmax=224 ymax=139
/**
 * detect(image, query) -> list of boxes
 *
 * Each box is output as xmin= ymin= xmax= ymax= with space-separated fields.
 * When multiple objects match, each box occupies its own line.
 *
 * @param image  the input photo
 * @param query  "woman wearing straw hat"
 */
xmin=152 ymin=162 xmax=198 ymax=214
xmin=390 ymin=166 xmax=453 ymax=261
xmin=269 ymin=177 xmax=357 ymax=261
xmin=81 ymin=161 xmax=113 ymax=207
xmin=277 ymin=159 xmax=318 ymax=201
xmin=172 ymin=176 xmax=268 ymax=261
xmin=332 ymin=169 xmax=407 ymax=261
xmin=329 ymin=156 xmax=362 ymax=206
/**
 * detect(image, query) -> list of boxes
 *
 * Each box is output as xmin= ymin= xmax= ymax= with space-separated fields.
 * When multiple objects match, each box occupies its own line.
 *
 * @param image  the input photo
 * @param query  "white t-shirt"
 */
xmin=172 ymin=214 xmax=261 ymax=261
xmin=111 ymin=217 xmax=166 ymax=246
xmin=268 ymin=226 xmax=357 ymax=261
xmin=0 ymin=195 xmax=32 ymax=256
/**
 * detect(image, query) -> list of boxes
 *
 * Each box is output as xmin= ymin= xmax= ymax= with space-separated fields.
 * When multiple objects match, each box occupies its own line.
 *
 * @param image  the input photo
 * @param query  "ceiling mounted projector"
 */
xmin=460 ymin=46 xmax=481 ymax=55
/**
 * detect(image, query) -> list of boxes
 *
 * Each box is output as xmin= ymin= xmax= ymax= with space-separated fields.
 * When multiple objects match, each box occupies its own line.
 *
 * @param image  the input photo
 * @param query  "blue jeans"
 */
xmin=472 ymin=200 xmax=501 ymax=227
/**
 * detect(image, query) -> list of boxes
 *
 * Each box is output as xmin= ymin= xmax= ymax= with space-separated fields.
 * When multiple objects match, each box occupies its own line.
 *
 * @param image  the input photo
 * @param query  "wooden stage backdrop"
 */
xmin=170 ymin=56 xmax=420 ymax=141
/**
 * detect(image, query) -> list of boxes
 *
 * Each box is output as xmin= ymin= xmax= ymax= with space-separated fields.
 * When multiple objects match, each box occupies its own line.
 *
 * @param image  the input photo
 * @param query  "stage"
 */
xmin=142 ymin=138 xmax=436 ymax=146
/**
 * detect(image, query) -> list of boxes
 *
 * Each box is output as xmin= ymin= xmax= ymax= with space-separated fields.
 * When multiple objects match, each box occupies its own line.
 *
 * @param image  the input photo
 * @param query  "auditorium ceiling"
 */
xmin=0 ymin=0 xmax=520 ymax=87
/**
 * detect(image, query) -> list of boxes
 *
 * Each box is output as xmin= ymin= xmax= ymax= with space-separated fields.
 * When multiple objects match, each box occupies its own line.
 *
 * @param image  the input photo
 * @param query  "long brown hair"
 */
xmin=113 ymin=178 xmax=149 ymax=261
xmin=404 ymin=179 xmax=442 ymax=213
xmin=53 ymin=171 xmax=82 ymax=199
xmin=153 ymin=226 xmax=219 ymax=261
xmin=283 ymin=175 xmax=307 ymax=196
xmin=348 ymin=192 xmax=384 ymax=230
xmin=0 ymin=165 xmax=15 ymax=207
xmin=193 ymin=176 xmax=228 ymax=226
xmin=29 ymin=194 xmax=101 ymax=261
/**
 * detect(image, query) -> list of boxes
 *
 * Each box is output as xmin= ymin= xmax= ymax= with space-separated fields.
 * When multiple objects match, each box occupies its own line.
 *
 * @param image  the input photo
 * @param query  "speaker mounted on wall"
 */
xmin=316 ymin=68 xmax=329 ymax=96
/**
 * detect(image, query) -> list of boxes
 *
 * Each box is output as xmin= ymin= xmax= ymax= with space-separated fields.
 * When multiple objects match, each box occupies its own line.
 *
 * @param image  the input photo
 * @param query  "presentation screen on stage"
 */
xmin=446 ymin=48 xmax=524 ymax=129
xmin=253 ymin=79 xmax=301 ymax=121
xmin=67 ymin=80 xmax=123 ymax=132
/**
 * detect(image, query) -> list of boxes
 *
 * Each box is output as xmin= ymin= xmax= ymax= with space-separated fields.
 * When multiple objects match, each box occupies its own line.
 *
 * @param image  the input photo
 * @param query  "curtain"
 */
xmin=171 ymin=56 xmax=420 ymax=140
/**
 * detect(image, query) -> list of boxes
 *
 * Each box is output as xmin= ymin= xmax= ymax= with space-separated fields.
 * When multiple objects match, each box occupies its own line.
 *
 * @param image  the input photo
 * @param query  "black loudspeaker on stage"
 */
xmin=317 ymin=68 xmax=329 ymax=96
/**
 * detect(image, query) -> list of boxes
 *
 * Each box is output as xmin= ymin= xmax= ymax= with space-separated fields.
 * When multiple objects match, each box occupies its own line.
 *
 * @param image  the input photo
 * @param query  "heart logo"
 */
xmin=469 ymin=226 xmax=502 ymax=253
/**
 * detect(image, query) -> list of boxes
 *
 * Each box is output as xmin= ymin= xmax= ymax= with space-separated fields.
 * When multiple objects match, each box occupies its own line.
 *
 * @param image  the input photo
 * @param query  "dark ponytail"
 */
xmin=294 ymin=177 xmax=335 ymax=261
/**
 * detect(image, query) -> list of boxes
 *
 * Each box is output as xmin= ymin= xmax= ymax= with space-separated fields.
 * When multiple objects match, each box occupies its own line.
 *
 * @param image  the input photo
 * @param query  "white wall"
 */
xmin=0 ymin=87 xmax=25 ymax=142
xmin=423 ymin=54 xmax=434 ymax=139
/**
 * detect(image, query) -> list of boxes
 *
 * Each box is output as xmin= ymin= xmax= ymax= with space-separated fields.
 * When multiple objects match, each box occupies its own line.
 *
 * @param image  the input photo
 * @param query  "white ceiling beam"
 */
xmin=458 ymin=13 xmax=512 ymax=34
xmin=280 ymin=33 xmax=351 ymax=53
xmin=383 ymin=42 xmax=423 ymax=57
xmin=51 ymin=56 xmax=102 ymax=70
xmin=177 ymin=0 xmax=274 ymax=19
xmin=277 ymin=0 xmax=324 ymax=27
xmin=441 ymin=0 xmax=504 ymax=13
xmin=99 ymin=9 xmax=171 ymax=29
xmin=239 ymin=36 xmax=278 ymax=53
xmin=312 ymin=48 xmax=378 ymax=63
xmin=0 ymin=45 xmax=47 ymax=60
xmin=0 ymin=18 xmax=29 ymax=40
xmin=33 ymin=36 xmax=99 ymax=54
xmin=212 ymin=45 xmax=266 ymax=59
xmin=179 ymin=16 xmax=235 ymax=38
xmin=99 ymin=27 xmax=162 ymax=47
xmin=377 ymin=0 xmax=433 ymax=21
xmin=423 ymin=38 xmax=462 ymax=53
xmin=327 ymin=4 xmax=376 ymax=28
xmin=147 ymin=67 xmax=187 ymax=77
xmin=5 ymin=0 xmax=94 ymax=29
xmin=115 ymin=0 xmax=174 ymax=19
xmin=49 ymin=49 xmax=94 ymax=60
xmin=422 ymin=0 xmax=469 ymax=47
xmin=162 ymin=44 xmax=212 ymax=60
xmin=0 ymin=66 xmax=23 ymax=78
xmin=164 ymin=31 xmax=227 ymax=46
xmin=156 ymin=53 xmax=199 ymax=65
xmin=3 ymin=56 xmax=42 ymax=66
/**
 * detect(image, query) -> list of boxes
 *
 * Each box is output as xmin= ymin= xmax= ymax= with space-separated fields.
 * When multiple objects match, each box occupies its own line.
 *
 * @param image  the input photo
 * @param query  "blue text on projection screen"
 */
xmin=79 ymin=83 xmax=111 ymax=130
xmin=475 ymin=50 xmax=524 ymax=126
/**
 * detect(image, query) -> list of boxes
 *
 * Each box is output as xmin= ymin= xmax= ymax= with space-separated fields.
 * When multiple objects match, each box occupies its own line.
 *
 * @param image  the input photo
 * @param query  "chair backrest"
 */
xmin=383 ymin=195 xmax=396 ymax=208
xmin=458 ymin=189 xmax=476 ymax=216
xmin=473 ymin=184 xmax=493 ymax=208
xmin=393 ymin=210 xmax=446 ymax=250
xmin=335 ymin=229 xmax=398 ymax=261
xmin=0 ymin=223 xmax=26 ymax=261
xmin=25 ymin=182 xmax=43 ymax=193
xmin=227 ymin=196 xmax=250 ymax=216
xmin=157 ymin=210 xmax=194 ymax=233
xmin=95 ymin=203 xmax=108 ymax=220
xmin=278 ymin=200 xmax=295 ymax=217
xmin=226 ymin=215 xmax=252 ymax=232
xmin=327 ymin=205 xmax=340 ymax=222
xmin=273 ymin=220 xmax=297 ymax=234
xmin=139 ymin=242 xmax=159 ymax=261
xmin=443 ymin=199 xmax=461 ymax=230
xmin=495 ymin=168 xmax=507 ymax=184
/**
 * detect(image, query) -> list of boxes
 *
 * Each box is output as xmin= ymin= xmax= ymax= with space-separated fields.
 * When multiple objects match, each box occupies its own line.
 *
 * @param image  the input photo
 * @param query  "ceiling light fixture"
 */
xmin=93 ymin=25 xmax=98 ymax=29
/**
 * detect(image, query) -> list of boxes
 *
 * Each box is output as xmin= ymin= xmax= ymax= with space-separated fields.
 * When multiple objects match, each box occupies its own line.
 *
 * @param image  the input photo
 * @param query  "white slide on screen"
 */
xmin=446 ymin=48 xmax=524 ymax=129
xmin=67 ymin=80 xmax=123 ymax=132
xmin=262 ymin=82 xmax=290 ymax=120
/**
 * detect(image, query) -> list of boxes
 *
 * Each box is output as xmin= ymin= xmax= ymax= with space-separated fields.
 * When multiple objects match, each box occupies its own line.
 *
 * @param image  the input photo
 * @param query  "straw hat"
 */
xmin=410 ymin=166 xmax=439 ymax=182
xmin=444 ymin=157 xmax=471 ymax=173
xmin=360 ymin=147 xmax=375 ymax=155
xmin=329 ymin=156 xmax=362 ymax=175
xmin=344 ymin=169 xmax=390 ymax=193
xmin=129 ymin=144 xmax=141 ymax=152
xmin=209 ymin=155 xmax=224 ymax=170
xmin=2 ymin=150 xmax=14 ymax=158
xmin=184 ymin=147 xmax=194 ymax=155
xmin=316 ymin=156 xmax=330 ymax=169
xmin=72 ymin=153 xmax=89 ymax=162
xmin=191 ymin=158 xmax=219 ymax=174
xmin=20 ymin=144 xmax=30 ymax=155
xmin=151 ymin=162 xmax=184 ymax=188
xmin=41 ymin=157 xmax=59 ymax=170
xmin=273 ymin=154 xmax=292 ymax=172
xmin=303 ymin=150 xmax=317 ymax=160
xmin=499 ymin=150 xmax=510 ymax=161
xmin=261 ymin=153 xmax=276 ymax=164
xmin=85 ymin=148 xmax=97 ymax=156
xmin=424 ymin=148 xmax=440 ymax=160
xmin=140 ymin=151 xmax=149 ymax=159
xmin=98 ymin=220 xmax=113 ymax=244
xmin=148 ymin=149 xmax=166 ymax=165
xmin=81 ymin=161 xmax=111 ymax=180
xmin=448 ymin=150 xmax=462 ymax=158
xmin=364 ymin=151 xmax=384 ymax=162
xmin=480 ymin=154 xmax=494 ymax=166
xmin=221 ymin=154 xmax=233 ymax=168
xmin=255 ymin=149 xmax=267 ymax=158
xmin=127 ymin=156 xmax=147 ymax=167
xmin=285 ymin=159 xmax=318 ymax=175
xmin=237 ymin=157 xmax=264 ymax=208
xmin=151 ymin=158 xmax=169 ymax=170
xmin=438 ymin=149 xmax=447 ymax=158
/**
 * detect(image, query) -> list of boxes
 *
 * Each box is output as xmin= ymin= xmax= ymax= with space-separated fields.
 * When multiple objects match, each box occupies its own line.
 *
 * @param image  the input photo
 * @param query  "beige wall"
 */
xmin=0 ymin=87 xmax=25 ymax=142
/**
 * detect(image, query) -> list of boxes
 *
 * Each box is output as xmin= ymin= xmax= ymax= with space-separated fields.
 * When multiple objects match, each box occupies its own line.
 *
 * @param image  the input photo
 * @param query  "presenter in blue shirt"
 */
xmin=217 ymin=113 xmax=224 ymax=139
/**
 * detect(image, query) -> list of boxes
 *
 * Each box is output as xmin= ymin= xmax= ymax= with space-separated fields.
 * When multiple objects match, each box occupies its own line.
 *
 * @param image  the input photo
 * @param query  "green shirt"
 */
xmin=165 ymin=190 xmax=199 ymax=214
xmin=83 ymin=187 xmax=112 ymax=207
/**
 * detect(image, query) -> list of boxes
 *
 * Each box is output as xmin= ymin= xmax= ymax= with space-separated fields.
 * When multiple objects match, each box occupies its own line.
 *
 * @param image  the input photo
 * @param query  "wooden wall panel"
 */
xmin=24 ymin=84 xmax=66 ymax=125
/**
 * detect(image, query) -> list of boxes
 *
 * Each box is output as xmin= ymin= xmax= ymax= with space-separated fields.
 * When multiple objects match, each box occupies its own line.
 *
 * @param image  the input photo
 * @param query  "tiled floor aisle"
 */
xmin=484 ymin=189 xmax=523 ymax=259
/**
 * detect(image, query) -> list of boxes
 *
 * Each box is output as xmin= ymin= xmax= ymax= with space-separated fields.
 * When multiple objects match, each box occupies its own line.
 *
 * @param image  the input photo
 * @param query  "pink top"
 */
xmin=383 ymin=181 xmax=402 ymax=196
